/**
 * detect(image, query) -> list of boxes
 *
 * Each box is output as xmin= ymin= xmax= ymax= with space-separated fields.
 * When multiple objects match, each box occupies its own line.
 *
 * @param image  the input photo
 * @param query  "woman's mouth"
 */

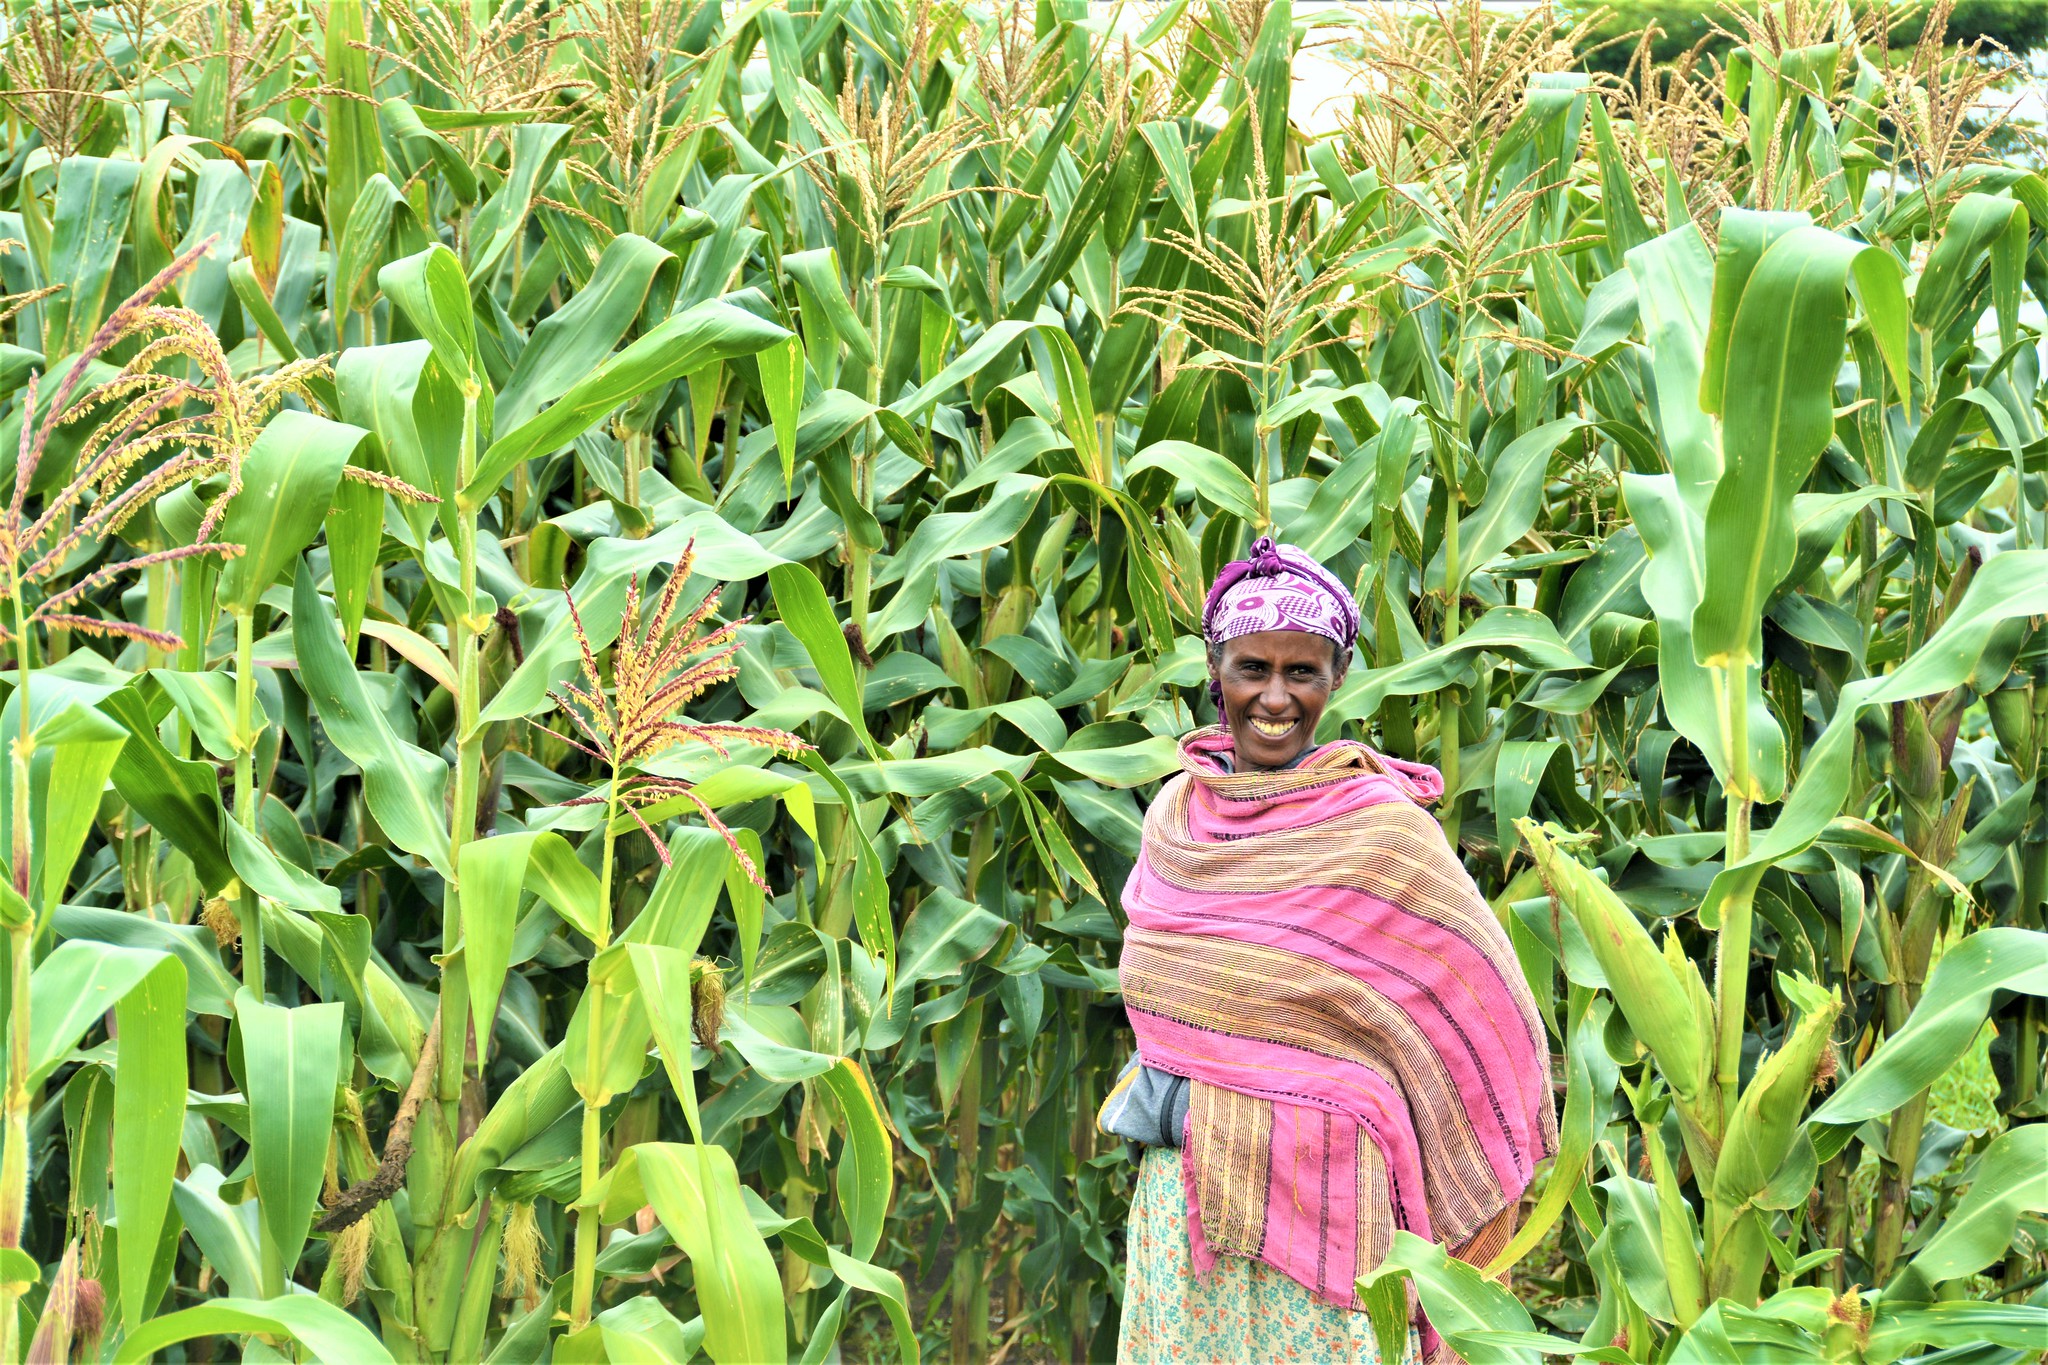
xmin=1248 ymin=716 xmax=1298 ymax=740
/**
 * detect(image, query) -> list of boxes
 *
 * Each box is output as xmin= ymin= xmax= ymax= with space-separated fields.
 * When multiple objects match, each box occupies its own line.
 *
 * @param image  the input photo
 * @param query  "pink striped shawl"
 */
xmin=1119 ymin=728 xmax=1556 ymax=1360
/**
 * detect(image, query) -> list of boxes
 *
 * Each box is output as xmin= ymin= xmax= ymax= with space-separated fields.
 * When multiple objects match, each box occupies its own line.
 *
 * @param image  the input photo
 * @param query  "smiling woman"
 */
xmin=1099 ymin=538 xmax=1556 ymax=1365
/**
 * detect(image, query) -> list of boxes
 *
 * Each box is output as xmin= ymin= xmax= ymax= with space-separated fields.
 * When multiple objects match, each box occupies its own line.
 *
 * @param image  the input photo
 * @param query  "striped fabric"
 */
xmin=1119 ymin=727 xmax=1556 ymax=1364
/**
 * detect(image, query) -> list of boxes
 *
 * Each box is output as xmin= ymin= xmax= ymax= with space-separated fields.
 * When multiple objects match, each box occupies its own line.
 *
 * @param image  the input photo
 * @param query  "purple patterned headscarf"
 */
xmin=1203 ymin=536 xmax=1360 ymax=651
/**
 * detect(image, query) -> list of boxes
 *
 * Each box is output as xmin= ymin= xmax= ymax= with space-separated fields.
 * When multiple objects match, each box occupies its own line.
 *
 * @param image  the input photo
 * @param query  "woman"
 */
xmin=1101 ymin=538 xmax=1556 ymax=1365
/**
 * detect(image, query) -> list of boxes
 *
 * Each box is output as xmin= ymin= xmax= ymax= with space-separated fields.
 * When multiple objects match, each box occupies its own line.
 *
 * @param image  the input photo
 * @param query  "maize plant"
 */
xmin=0 ymin=0 xmax=2040 ymax=1361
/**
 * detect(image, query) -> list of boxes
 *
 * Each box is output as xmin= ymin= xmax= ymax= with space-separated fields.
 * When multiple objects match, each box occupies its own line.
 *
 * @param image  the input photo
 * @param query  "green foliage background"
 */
xmin=0 ymin=2 xmax=2042 ymax=1363
xmin=1567 ymin=1 xmax=2048 ymax=76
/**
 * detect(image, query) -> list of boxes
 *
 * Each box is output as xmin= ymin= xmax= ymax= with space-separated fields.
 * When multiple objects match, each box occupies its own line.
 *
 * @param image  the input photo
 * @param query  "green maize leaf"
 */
xmin=1590 ymin=98 xmax=1653 ymax=257
xmin=1780 ymin=487 xmax=1909 ymax=599
xmin=1288 ymin=399 xmax=1416 ymax=563
xmin=466 ymin=300 xmax=790 ymax=501
xmin=629 ymin=945 xmax=710 ymax=1143
xmin=600 ymin=1144 xmax=786 ymax=1365
xmin=458 ymin=833 xmax=536 ymax=1048
xmin=1359 ymin=1230 xmax=1551 ymax=1365
xmin=565 ymin=946 xmax=653 ymax=1103
xmin=1494 ymin=739 xmax=1568 ymax=877
xmin=770 ymin=560 xmax=878 ymax=758
xmin=1600 ymin=1173 xmax=1679 ymax=1323
xmin=866 ymin=888 xmax=1009 ymax=1051
xmin=1555 ymin=527 xmax=1649 ymax=654
xmin=1694 ymin=221 xmax=1907 ymax=670
xmin=1485 ymin=993 xmax=1618 ymax=1277
xmin=323 ymin=467 xmax=382 ymax=652
xmin=223 ymin=817 xmax=339 ymax=917
xmin=725 ymin=827 xmax=768 ymax=992
xmin=33 ymin=723 xmax=124 ymax=915
xmin=1865 ymin=1302 xmax=2048 ymax=1357
xmin=1440 ymin=419 xmax=1588 ymax=592
xmin=50 ymin=905 xmax=237 ymax=1017
xmin=623 ymin=826 xmax=733 ymax=955
xmin=331 ymin=174 xmax=412 ymax=320
xmin=722 ymin=1001 xmax=837 ymax=1083
xmin=1810 ymin=927 xmax=2048 ymax=1147
xmin=818 ymin=1245 xmax=919 ymax=1364
xmin=379 ymin=98 xmax=478 ymax=206
xmin=213 ymin=412 xmax=366 ymax=616
xmin=447 ymin=1049 xmax=576 ymax=1216
xmin=379 ymin=244 xmax=481 ymax=389
xmin=292 ymin=563 xmax=453 ymax=876
xmin=99 ymin=684 xmax=235 ymax=892
xmin=27 ymin=943 xmax=180 ymax=1089
xmin=1913 ymin=192 xmax=2028 ymax=342
xmin=170 ymin=1167 xmax=262 ymax=1301
xmin=1323 ymin=608 xmax=1585 ymax=735
xmin=45 ymin=156 xmax=141 ymax=355
xmin=1906 ymin=1124 xmax=2048 ymax=1286
xmin=757 ymin=334 xmax=805 ymax=491
xmin=1627 ymin=225 xmax=1719 ymax=509
xmin=112 ymin=949 xmax=186 ymax=1327
xmin=1125 ymin=441 xmax=1262 ymax=526
xmin=592 ymin=1295 xmax=704 ymax=1365
xmin=1901 ymin=388 xmax=2019 ymax=494
xmin=784 ymin=247 xmax=876 ymax=369
xmin=992 ymin=769 xmax=1100 ymax=899
xmin=521 ymin=829 xmax=605 ymax=942
xmin=1704 ymin=550 xmax=2048 ymax=930
xmin=618 ymin=826 xmax=741 ymax=965
xmin=868 ymin=475 xmax=1047 ymax=641
xmin=233 ymin=990 xmax=344 ymax=1290
xmin=230 ymin=259 xmax=299 ymax=368
xmin=321 ymin=0 xmax=382 ymax=245
xmin=1662 ymin=1299 xmax=1813 ymax=1363
xmin=1625 ymin=472 xmax=1786 ymax=802
xmin=796 ymin=749 xmax=892 ymax=990
xmin=888 ymin=318 xmax=1035 ymax=421
xmin=496 ymin=232 xmax=678 ymax=432
xmin=1029 ymin=322 xmax=1103 ymax=469
xmin=816 ymin=1057 xmax=893 ymax=1262
xmin=111 ymin=1295 xmax=395 ymax=1364
xmin=335 ymin=339 xmax=466 ymax=541
xmin=171 ymin=160 xmax=256 ymax=330
xmin=1699 ymin=211 xmax=1810 ymax=417
xmin=466 ymin=121 xmax=572 ymax=285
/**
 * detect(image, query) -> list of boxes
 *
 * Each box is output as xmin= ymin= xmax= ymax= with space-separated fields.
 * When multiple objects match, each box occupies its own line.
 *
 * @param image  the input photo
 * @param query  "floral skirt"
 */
xmin=1119 ymin=1147 xmax=1420 ymax=1365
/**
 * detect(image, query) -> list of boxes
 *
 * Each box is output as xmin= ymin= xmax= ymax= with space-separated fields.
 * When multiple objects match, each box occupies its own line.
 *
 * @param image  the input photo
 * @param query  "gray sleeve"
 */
xmin=1097 ymin=1053 xmax=1189 ymax=1150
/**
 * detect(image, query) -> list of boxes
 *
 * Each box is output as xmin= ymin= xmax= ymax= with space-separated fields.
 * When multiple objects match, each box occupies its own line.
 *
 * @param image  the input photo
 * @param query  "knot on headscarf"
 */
xmin=1246 ymin=537 xmax=1288 ymax=576
xmin=1202 ymin=536 xmax=1359 ymax=650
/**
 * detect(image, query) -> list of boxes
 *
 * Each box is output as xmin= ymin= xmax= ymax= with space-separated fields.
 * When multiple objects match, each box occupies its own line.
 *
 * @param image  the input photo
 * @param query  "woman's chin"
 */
xmin=1234 ymin=728 xmax=1309 ymax=768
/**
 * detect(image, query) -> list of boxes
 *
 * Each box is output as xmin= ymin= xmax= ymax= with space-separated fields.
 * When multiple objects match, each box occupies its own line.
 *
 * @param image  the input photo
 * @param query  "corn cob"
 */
xmin=1522 ymin=821 xmax=1711 ymax=1107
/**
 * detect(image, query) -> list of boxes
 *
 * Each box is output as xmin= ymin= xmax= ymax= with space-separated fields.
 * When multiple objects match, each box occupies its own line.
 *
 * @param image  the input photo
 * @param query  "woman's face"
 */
xmin=1210 ymin=630 xmax=1348 ymax=770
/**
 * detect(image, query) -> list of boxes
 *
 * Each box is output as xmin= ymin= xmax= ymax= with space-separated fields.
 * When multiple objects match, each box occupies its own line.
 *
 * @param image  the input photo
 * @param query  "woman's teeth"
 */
xmin=1249 ymin=717 xmax=1296 ymax=738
